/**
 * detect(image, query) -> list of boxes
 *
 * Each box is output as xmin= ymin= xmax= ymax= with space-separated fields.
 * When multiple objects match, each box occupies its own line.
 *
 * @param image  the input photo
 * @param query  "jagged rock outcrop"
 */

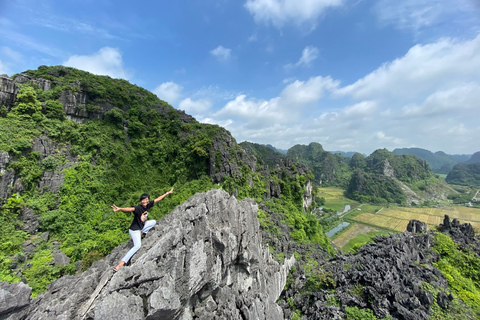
xmin=0 ymin=151 xmax=15 ymax=200
xmin=208 ymin=131 xmax=254 ymax=183
xmin=0 ymin=136 xmax=77 ymax=202
xmin=0 ymin=282 xmax=31 ymax=316
xmin=282 ymin=216 xmax=479 ymax=320
xmin=207 ymin=132 xmax=314 ymax=208
xmin=0 ymin=75 xmax=19 ymax=109
xmin=1 ymin=189 xmax=294 ymax=320
xmin=406 ymin=219 xmax=427 ymax=234
xmin=32 ymin=136 xmax=77 ymax=194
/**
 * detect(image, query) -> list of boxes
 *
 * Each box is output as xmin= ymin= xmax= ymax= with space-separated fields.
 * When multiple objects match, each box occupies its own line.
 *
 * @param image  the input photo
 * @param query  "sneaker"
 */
xmin=141 ymin=232 xmax=146 ymax=239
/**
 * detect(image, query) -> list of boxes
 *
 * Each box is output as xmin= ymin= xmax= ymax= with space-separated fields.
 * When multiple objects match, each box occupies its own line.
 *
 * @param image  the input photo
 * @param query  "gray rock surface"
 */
xmin=2 ymin=189 xmax=294 ymax=320
xmin=283 ymin=216 xmax=479 ymax=320
xmin=0 ymin=75 xmax=19 ymax=109
xmin=0 ymin=151 xmax=16 ymax=200
xmin=0 ymin=282 xmax=31 ymax=316
xmin=14 ymin=74 xmax=51 ymax=91
xmin=52 ymin=251 xmax=71 ymax=267
xmin=19 ymin=208 xmax=40 ymax=234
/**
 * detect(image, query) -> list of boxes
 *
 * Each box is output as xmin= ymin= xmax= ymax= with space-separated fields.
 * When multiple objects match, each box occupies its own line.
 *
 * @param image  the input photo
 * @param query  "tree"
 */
xmin=11 ymin=85 xmax=42 ymax=120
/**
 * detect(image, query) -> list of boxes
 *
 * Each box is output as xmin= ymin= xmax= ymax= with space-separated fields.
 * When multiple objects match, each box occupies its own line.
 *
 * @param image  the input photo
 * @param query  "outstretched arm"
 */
xmin=154 ymin=187 xmax=174 ymax=203
xmin=111 ymin=204 xmax=135 ymax=212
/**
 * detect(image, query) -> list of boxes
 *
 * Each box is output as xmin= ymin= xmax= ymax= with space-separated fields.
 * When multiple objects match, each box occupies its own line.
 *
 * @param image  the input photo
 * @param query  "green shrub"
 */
xmin=305 ymin=269 xmax=336 ymax=291
xmin=432 ymin=232 xmax=480 ymax=315
xmin=345 ymin=306 xmax=386 ymax=320
xmin=22 ymin=250 xmax=56 ymax=297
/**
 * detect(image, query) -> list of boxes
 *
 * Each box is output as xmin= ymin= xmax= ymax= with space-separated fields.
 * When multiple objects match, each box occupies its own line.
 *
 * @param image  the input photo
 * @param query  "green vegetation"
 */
xmin=0 ymin=195 xmax=29 ymax=283
xmin=287 ymin=142 xmax=351 ymax=187
xmin=421 ymin=282 xmax=474 ymax=320
xmin=0 ymin=66 xmax=332 ymax=295
xmin=446 ymin=163 xmax=480 ymax=187
xmin=432 ymin=232 xmax=480 ymax=316
xmin=344 ymin=306 xmax=390 ymax=320
xmin=239 ymin=141 xmax=285 ymax=167
xmin=341 ymin=231 xmax=389 ymax=253
xmin=345 ymin=149 xmax=447 ymax=205
xmin=392 ymin=147 xmax=468 ymax=174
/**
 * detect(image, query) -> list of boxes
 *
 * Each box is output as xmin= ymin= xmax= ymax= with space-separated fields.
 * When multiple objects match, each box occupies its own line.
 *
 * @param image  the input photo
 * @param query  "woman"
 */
xmin=111 ymin=187 xmax=174 ymax=271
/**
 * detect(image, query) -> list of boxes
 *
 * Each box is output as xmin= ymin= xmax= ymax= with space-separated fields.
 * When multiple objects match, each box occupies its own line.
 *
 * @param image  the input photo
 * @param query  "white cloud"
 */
xmin=210 ymin=45 xmax=232 ymax=62
xmin=336 ymin=35 xmax=480 ymax=101
xmin=0 ymin=29 xmax=63 ymax=57
xmin=153 ymin=82 xmax=183 ymax=105
xmin=401 ymin=83 xmax=480 ymax=118
xmin=178 ymin=98 xmax=212 ymax=115
xmin=248 ymin=32 xmax=258 ymax=42
xmin=244 ymin=0 xmax=344 ymax=28
xmin=280 ymin=76 xmax=338 ymax=105
xmin=204 ymin=34 xmax=480 ymax=154
xmin=375 ymin=131 xmax=404 ymax=145
xmin=0 ymin=47 xmax=23 ymax=75
xmin=342 ymin=101 xmax=377 ymax=118
xmin=215 ymin=76 xmax=339 ymax=128
xmin=215 ymin=95 xmax=285 ymax=125
xmin=373 ymin=0 xmax=480 ymax=36
xmin=285 ymin=46 xmax=319 ymax=70
xmin=297 ymin=46 xmax=319 ymax=66
xmin=63 ymin=47 xmax=130 ymax=80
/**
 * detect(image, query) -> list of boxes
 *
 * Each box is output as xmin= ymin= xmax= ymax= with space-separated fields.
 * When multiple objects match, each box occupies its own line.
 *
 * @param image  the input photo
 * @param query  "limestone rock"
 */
xmin=0 ymin=151 xmax=16 ymax=200
xmin=406 ymin=220 xmax=427 ymax=234
xmin=0 ymin=282 xmax=31 ymax=316
xmin=2 ymin=189 xmax=294 ymax=320
xmin=19 ymin=208 xmax=40 ymax=235
xmin=14 ymin=74 xmax=51 ymax=91
xmin=0 ymin=74 xmax=19 ymax=109
xmin=52 ymin=251 xmax=71 ymax=267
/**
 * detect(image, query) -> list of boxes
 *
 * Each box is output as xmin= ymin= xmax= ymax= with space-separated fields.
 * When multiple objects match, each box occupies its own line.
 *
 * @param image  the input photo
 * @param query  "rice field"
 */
xmin=316 ymin=187 xmax=360 ymax=212
xmin=317 ymin=187 xmax=480 ymax=252
xmin=332 ymin=223 xmax=381 ymax=248
xmin=350 ymin=206 xmax=480 ymax=233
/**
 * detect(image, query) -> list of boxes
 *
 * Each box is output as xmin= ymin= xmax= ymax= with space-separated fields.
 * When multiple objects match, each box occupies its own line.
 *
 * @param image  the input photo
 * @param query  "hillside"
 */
xmin=1 ymin=66 xmax=480 ymax=320
xmin=446 ymin=162 xmax=480 ymax=187
xmin=2 ymin=190 xmax=480 ymax=319
xmin=392 ymin=147 xmax=471 ymax=174
xmin=239 ymin=141 xmax=285 ymax=167
xmin=287 ymin=142 xmax=351 ymax=187
xmin=346 ymin=149 xmax=454 ymax=205
xmin=0 ymin=66 xmax=330 ymax=297
xmin=466 ymin=151 xmax=480 ymax=164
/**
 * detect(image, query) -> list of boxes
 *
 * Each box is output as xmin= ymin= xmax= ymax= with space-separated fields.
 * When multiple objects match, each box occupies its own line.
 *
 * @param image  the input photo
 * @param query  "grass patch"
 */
xmin=341 ymin=230 xmax=390 ymax=253
xmin=316 ymin=187 xmax=360 ymax=212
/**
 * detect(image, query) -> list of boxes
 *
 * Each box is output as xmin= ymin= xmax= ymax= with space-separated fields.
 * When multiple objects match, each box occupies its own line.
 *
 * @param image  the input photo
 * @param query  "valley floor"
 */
xmin=320 ymin=187 xmax=480 ymax=253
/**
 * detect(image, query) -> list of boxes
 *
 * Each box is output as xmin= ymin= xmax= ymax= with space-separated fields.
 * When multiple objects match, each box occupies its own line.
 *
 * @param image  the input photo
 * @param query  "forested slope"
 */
xmin=0 ymin=66 xmax=331 ymax=296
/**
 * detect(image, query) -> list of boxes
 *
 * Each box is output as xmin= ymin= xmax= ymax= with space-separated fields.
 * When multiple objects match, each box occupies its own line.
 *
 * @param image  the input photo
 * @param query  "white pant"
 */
xmin=121 ymin=220 xmax=156 ymax=263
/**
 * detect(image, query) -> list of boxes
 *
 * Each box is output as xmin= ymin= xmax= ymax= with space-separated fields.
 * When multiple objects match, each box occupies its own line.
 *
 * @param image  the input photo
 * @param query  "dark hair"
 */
xmin=140 ymin=193 xmax=150 ymax=201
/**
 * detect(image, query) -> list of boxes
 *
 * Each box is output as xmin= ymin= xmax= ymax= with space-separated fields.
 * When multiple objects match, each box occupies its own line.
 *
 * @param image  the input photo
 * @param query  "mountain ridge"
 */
xmin=1 ymin=66 xmax=480 ymax=319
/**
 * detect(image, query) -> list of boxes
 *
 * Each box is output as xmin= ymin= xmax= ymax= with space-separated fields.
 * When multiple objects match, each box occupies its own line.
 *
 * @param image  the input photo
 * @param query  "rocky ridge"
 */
xmin=282 ymin=216 xmax=479 ymax=320
xmin=0 ymin=70 xmax=314 ymax=207
xmin=0 ymin=189 xmax=294 ymax=320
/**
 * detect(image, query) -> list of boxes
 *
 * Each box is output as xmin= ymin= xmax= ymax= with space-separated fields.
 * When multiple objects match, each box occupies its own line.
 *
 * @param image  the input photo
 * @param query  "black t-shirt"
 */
xmin=129 ymin=200 xmax=154 ymax=231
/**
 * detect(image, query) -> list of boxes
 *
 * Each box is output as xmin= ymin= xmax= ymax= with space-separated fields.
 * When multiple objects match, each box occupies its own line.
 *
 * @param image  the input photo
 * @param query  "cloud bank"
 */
xmin=205 ymin=34 xmax=480 ymax=154
xmin=245 ymin=0 xmax=344 ymax=27
xmin=63 ymin=47 xmax=130 ymax=80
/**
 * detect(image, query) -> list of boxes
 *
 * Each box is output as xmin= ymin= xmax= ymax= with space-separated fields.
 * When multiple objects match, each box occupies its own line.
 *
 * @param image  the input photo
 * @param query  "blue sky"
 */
xmin=1 ymin=0 xmax=479 ymax=155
